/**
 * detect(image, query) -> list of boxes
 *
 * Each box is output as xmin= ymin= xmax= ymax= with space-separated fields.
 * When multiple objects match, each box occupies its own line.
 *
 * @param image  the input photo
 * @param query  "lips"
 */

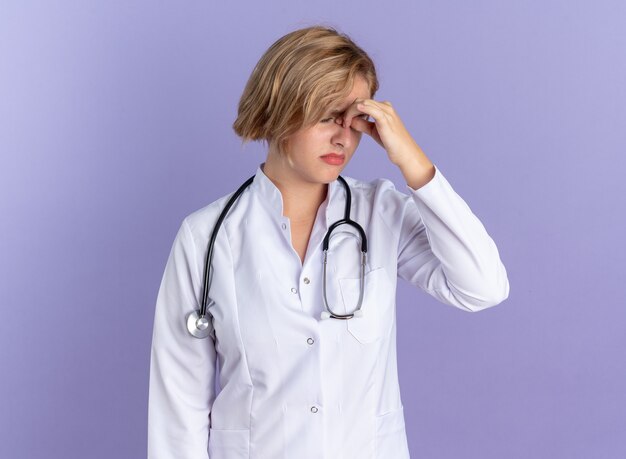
xmin=320 ymin=153 xmax=345 ymax=166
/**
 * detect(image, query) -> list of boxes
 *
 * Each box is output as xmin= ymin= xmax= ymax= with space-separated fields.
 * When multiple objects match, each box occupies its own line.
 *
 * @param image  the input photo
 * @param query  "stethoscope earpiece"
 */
xmin=320 ymin=309 xmax=365 ymax=320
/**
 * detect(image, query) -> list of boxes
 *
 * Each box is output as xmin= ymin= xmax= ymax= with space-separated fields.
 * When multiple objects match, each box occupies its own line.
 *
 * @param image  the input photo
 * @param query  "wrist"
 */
xmin=397 ymin=153 xmax=436 ymax=190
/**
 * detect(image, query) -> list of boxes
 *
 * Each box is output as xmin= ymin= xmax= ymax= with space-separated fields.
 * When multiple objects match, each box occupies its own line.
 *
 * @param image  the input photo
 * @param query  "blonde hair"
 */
xmin=232 ymin=25 xmax=379 ymax=156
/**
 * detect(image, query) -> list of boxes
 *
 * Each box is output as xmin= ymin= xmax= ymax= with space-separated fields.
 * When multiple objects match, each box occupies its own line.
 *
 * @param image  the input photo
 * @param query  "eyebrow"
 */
xmin=328 ymin=98 xmax=359 ymax=116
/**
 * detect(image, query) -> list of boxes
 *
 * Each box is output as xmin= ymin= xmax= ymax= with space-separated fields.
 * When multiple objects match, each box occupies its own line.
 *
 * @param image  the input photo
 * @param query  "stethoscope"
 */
xmin=186 ymin=174 xmax=368 ymax=339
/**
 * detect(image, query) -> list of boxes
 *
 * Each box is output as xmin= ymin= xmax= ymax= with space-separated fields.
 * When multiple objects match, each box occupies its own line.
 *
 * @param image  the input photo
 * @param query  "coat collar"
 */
xmin=250 ymin=162 xmax=345 ymax=223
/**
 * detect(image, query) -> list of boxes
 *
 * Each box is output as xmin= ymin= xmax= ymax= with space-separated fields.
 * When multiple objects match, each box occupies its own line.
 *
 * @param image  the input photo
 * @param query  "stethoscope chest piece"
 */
xmin=186 ymin=309 xmax=212 ymax=339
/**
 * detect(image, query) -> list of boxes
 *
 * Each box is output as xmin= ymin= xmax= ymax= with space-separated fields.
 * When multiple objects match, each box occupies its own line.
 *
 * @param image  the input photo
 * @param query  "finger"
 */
xmin=356 ymin=101 xmax=391 ymax=125
xmin=359 ymin=100 xmax=394 ymax=117
xmin=348 ymin=116 xmax=374 ymax=135
xmin=349 ymin=116 xmax=383 ymax=146
xmin=342 ymin=98 xmax=370 ymax=128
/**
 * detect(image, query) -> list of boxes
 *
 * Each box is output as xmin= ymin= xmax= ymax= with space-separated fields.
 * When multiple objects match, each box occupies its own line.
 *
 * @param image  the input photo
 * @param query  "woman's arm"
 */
xmin=396 ymin=164 xmax=510 ymax=312
xmin=148 ymin=218 xmax=217 ymax=458
xmin=344 ymin=98 xmax=509 ymax=312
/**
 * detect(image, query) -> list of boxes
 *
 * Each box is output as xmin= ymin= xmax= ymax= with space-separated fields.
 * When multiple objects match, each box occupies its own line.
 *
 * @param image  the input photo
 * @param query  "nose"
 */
xmin=331 ymin=117 xmax=353 ymax=148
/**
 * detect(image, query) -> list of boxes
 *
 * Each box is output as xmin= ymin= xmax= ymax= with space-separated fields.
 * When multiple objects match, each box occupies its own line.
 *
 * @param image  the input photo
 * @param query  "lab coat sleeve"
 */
xmin=396 ymin=164 xmax=510 ymax=312
xmin=148 ymin=218 xmax=216 ymax=459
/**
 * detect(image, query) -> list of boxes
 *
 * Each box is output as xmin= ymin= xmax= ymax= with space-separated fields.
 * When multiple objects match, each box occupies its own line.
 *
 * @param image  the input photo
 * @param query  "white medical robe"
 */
xmin=148 ymin=162 xmax=510 ymax=458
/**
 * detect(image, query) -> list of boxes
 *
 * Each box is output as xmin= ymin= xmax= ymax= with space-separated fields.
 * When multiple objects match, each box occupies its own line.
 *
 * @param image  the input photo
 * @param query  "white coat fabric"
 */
xmin=148 ymin=162 xmax=510 ymax=459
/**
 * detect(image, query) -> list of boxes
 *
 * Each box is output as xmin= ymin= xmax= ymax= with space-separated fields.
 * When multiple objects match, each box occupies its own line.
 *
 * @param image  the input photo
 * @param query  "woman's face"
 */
xmin=275 ymin=74 xmax=372 ymax=186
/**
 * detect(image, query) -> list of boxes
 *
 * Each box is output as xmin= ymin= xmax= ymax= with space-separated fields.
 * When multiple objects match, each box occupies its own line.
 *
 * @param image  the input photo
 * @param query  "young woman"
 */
xmin=148 ymin=25 xmax=509 ymax=459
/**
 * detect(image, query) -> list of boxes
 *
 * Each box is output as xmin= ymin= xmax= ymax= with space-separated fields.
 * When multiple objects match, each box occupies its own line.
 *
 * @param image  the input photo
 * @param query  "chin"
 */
xmin=319 ymin=169 xmax=343 ymax=183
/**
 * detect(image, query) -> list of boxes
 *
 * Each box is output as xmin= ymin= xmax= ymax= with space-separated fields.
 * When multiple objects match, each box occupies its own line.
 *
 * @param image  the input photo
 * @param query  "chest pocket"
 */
xmin=338 ymin=266 xmax=394 ymax=344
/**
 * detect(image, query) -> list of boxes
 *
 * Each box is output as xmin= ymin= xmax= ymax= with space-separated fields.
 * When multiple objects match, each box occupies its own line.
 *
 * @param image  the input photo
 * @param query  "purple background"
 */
xmin=1 ymin=1 xmax=625 ymax=458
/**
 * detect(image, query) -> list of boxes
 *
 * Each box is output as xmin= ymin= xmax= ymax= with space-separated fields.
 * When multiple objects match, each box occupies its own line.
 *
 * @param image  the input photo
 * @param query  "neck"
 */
xmin=261 ymin=160 xmax=328 ymax=223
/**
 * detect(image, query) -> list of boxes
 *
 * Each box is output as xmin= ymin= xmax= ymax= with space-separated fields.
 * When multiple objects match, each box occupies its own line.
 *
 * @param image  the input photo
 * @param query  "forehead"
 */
xmin=328 ymin=78 xmax=371 ymax=114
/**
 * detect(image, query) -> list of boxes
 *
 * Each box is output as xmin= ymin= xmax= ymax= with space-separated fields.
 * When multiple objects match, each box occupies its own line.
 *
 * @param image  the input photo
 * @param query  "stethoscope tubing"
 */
xmin=189 ymin=174 xmax=367 ymax=338
xmin=199 ymin=175 xmax=255 ymax=318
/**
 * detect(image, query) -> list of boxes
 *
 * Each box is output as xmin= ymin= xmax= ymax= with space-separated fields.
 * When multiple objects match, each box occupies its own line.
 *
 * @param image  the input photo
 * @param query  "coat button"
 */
xmin=310 ymin=406 xmax=318 ymax=413
xmin=291 ymin=287 xmax=298 ymax=294
xmin=303 ymin=277 xmax=310 ymax=284
xmin=307 ymin=338 xmax=314 ymax=345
